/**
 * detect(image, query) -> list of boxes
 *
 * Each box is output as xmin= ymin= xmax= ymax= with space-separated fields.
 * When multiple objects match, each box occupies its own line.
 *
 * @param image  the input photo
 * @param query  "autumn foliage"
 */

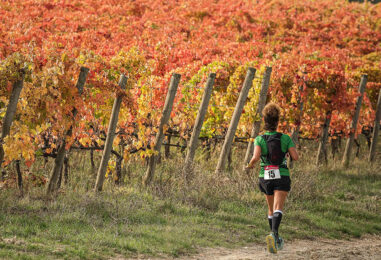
xmin=0 ymin=0 xmax=380 ymax=167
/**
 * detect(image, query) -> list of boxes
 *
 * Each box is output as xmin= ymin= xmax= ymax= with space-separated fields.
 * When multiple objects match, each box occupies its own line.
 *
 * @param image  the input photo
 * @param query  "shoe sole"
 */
xmin=266 ymin=234 xmax=277 ymax=254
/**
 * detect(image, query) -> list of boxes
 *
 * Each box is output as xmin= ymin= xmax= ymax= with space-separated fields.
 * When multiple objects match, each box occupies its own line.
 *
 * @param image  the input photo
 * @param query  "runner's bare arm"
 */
xmin=288 ymin=147 xmax=299 ymax=161
xmin=247 ymin=145 xmax=261 ymax=168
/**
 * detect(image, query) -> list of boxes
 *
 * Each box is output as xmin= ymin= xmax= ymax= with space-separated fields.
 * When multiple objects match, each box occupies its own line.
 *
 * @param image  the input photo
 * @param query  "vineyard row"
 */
xmin=0 ymin=66 xmax=380 ymax=195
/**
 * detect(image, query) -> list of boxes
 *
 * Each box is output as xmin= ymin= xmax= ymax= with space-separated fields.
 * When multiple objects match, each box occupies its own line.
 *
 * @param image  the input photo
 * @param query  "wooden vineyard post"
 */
xmin=215 ymin=68 xmax=256 ymax=174
xmin=15 ymin=160 xmax=23 ymax=196
xmin=90 ymin=149 xmax=95 ymax=171
xmin=369 ymin=88 xmax=381 ymax=162
xmin=243 ymin=66 xmax=272 ymax=166
xmin=287 ymin=101 xmax=304 ymax=169
xmin=142 ymin=73 xmax=181 ymax=186
xmin=342 ymin=75 xmax=367 ymax=168
xmin=183 ymin=73 xmax=216 ymax=175
xmin=46 ymin=67 xmax=89 ymax=195
xmin=94 ymin=74 xmax=128 ymax=192
xmin=0 ymin=71 xmax=25 ymax=167
xmin=290 ymin=85 xmax=305 ymax=146
xmin=164 ymin=135 xmax=171 ymax=158
xmin=289 ymin=86 xmax=304 ymax=169
xmin=315 ymin=111 xmax=332 ymax=165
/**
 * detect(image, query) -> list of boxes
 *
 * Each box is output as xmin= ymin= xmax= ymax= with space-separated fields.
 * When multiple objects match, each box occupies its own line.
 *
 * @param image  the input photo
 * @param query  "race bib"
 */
xmin=264 ymin=165 xmax=281 ymax=180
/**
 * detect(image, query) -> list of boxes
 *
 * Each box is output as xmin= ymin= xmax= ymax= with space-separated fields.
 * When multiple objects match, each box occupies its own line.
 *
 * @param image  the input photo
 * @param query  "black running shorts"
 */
xmin=258 ymin=176 xmax=291 ymax=195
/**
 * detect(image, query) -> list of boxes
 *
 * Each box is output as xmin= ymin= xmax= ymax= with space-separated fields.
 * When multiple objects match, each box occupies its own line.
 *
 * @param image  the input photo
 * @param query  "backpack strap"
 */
xmin=260 ymin=134 xmax=270 ymax=165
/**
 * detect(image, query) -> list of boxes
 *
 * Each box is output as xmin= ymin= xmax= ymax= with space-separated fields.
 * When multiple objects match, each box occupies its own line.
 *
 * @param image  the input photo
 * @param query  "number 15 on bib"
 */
xmin=264 ymin=165 xmax=281 ymax=180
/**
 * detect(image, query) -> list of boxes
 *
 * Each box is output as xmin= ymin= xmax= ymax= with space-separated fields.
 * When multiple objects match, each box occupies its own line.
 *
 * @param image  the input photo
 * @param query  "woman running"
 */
xmin=246 ymin=102 xmax=299 ymax=254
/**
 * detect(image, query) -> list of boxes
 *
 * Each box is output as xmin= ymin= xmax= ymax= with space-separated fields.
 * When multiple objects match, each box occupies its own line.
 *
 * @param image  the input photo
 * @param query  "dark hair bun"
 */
xmin=262 ymin=103 xmax=280 ymax=131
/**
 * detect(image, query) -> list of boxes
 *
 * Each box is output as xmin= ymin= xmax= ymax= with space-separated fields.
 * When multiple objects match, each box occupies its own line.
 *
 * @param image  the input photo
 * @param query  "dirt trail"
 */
xmin=176 ymin=235 xmax=381 ymax=260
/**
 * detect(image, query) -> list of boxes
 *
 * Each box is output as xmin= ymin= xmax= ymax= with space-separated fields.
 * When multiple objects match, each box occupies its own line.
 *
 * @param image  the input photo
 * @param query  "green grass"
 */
xmin=0 ymin=137 xmax=380 ymax=259
xmin=0 ymin=189 xmax=261 ymax=259
xmin=1 ymin=167 xmax=380 ymax=259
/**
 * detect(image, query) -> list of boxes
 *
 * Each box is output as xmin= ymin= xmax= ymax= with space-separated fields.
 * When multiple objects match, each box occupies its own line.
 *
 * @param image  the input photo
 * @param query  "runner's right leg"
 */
xmin=272 ymin=190 xmax=288 ymax=249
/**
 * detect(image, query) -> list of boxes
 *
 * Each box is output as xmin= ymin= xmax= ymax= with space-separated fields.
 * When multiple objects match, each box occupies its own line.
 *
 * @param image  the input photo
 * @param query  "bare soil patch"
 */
xmin=178 ymin=235 xmax=381 ymax=260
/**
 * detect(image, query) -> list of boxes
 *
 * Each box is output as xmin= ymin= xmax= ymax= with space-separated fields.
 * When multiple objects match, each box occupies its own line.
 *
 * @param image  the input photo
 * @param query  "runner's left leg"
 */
xmin=265 ymin=195 xmax=274 ymax=231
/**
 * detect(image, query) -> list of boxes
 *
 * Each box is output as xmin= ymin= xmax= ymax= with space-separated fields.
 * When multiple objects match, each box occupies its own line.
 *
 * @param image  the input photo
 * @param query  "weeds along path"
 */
xmin=176 ymin=235 xmax=381 ymax=260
